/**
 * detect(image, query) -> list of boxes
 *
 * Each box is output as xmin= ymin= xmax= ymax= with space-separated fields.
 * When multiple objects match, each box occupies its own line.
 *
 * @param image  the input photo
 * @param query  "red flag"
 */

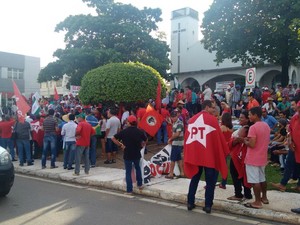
xmin=54 ymin=86 xmax=59 ymax=100
xmin=155 ymin=80 xmax=161 ymax=110
xmin=12 ymin=81 xmax=30 ymax=123
xmin=139 ymin=105 xmax=163 ymax=137
xmin=184 ymin=111 xmax=229 ymax=179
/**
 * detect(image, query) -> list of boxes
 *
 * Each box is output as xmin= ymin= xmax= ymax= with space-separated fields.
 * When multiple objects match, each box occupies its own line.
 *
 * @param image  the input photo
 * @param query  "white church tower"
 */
xmin=171 ymin=7 xmax=200 ymax=74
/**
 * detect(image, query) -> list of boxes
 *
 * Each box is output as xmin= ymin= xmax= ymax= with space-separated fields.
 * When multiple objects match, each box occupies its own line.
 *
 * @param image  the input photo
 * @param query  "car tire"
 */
xmin=0 ymin=189 xmax=10 ymax=197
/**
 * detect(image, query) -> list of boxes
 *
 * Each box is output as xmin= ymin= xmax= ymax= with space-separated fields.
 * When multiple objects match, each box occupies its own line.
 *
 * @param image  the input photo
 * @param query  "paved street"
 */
xmin=0 ymin=175 xmax=279 ymax=225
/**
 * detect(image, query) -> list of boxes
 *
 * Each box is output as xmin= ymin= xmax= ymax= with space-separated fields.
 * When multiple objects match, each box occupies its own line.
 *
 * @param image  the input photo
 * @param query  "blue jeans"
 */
xmin=42 ymin=134 xmax=57 ymax=167
xmin=75 ymin=146 xmax=90 ymax=174
xmin=89 ymin=135 xmax=97 ymax=166
xmin=64 ymin=141 xmax=75 ymax=169
xmin=156 ymin=121 xmax=168 ymax=145
xmin=124 ymin=159 xmax=143 ymax=193
xmin=187 ymin=167 xmax=217 ymax=208
xmin=16 ymin=139 xmax=31 ymax=165
xmin=281 ymin=150 xmax=299 ymax=185
xmin=2 ymin=138 xmax=15 ymax=159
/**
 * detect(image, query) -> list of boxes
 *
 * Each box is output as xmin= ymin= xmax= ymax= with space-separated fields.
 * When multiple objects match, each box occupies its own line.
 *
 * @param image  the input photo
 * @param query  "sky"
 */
xmin=0 ymin=0 xmax=213 ymax=67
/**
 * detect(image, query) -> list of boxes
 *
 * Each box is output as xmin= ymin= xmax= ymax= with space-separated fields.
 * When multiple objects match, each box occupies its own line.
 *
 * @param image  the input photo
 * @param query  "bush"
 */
xmin=79 ymin=62 xmax=166 ymax=104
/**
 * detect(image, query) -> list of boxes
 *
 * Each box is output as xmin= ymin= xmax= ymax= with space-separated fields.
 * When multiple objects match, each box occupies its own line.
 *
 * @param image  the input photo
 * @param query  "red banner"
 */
xmin=155 ymin=80 xmax=161 ymax=110
xmin=54 ymin=86 xmax=59 ymax=100
xmin=139 ymin=105 xmax=163 ymax=137
xmin=12 ymin=81 xmax=30 ymax=123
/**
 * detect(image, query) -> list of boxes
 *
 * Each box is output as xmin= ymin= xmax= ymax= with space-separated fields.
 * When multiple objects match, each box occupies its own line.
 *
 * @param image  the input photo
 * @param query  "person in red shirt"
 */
xmin=185 ymin=86 xmax=193 ymax=115
xmin=261 ymin=87 xmax=271 ymax=104
xmin=156 ymin=104 xmax=170 ymax=145
xmin=0 ymin=115 xmax=16 ymax=160
xmin=247 ymin=92 xmax=260 ymax=110
xmin=288 ymin=101 xmax=300 ymax=192
xmin=136 ymin=103 xmax=146 ymax=126
xmin=74 ymin=113 xmax=95 ymax=176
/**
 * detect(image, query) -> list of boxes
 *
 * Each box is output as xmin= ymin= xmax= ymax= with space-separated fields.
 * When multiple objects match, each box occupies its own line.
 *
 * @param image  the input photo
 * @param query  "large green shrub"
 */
xmin=79 ymin=62 xmax=166 ymax=104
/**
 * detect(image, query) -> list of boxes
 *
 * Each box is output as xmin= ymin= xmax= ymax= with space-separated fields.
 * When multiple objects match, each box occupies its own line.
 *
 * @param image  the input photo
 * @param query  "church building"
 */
xmin=170 ymin=7 xmax=300 ymax=91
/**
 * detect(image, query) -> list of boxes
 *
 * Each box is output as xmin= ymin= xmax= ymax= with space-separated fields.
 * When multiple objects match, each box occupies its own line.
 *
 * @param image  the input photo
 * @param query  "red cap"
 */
xmin=127 ymin=115 xmax=137 ymax=123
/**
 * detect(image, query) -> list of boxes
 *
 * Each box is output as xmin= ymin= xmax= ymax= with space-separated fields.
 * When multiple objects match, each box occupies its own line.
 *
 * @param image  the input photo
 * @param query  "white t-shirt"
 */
xmin=106 ymin=116 xmax=121 ymax=138
xmin=203 ymin=87 xmax=212 ymax=100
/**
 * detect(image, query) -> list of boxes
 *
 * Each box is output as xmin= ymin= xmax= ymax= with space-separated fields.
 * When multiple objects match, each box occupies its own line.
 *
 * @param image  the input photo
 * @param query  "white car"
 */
xmin=0 ymin=146 xmax=15 ymax=197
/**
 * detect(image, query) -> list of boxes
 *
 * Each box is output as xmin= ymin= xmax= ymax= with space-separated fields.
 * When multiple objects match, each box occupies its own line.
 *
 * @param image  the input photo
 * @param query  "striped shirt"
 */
xmin=172 ymin=119 xmax=184 ymax=146
xmin=43 ymin=116 xmax=57 ymax=135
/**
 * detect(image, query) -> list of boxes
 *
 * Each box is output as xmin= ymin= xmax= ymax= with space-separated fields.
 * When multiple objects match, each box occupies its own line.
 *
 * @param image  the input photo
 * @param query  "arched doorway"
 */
xmin=204 ymin=74 xmax=245 ymax=91
xmin=181 ymin=77 xmax=200 ymax=92
xmin=259 ymin=70 xmax=281 ymax=88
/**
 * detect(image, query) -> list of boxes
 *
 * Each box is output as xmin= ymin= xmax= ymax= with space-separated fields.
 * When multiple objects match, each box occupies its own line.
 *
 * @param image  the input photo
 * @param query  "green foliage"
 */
xmin=79 ymin=62 xmax=166 ymax=104
xmin=38 ymin=0 xmax=170 ymax=85
xmin=202 ymin=0 xmax=300 ymax=86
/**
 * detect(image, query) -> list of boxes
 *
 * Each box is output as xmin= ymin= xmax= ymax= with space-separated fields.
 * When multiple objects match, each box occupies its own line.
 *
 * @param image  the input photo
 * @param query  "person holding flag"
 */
xmin=185 ymin=100 xmax=229 ymax=214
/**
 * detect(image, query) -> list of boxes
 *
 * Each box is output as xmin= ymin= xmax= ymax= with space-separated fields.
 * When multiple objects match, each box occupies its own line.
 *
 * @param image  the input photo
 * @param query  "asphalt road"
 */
xmin=0 ymin=175 xmax=278 ymax=225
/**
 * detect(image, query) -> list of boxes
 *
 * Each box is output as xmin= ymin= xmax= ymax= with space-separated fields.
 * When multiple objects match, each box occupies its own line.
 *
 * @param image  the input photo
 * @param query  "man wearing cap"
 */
xmin=74 ymin=113 xmax=95 ymax=175
xmin=262 ymin=87 xmax=271 ymax=104
xmin=277 ymin=96 xmax=291 ymax=118
xmin=85 ymin=108 xmax=98 ymax=167
xmin=176 ymin=100 xmax=189 ymax=127
xmin=112 ymin=115 xmax=147 ymax=194
xmin=262 ymin=97 xmax=277 ymax=116
xmin=247 ymin=92 xmax=260 ymax=110
xmin=165 ymin=110 xmax=185 ymax=179
xmin=61 ymin=114 xmax=77 ymax=170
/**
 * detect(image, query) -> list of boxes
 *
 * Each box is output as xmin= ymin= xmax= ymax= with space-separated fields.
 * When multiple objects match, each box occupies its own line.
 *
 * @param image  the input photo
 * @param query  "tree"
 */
xmin=38 ymin=0 xmax=170 ymax=86
xmin=201 ymin=0 xmax=300 ymax=86
xmin=79 ymin=62 xmax=166 ymax=104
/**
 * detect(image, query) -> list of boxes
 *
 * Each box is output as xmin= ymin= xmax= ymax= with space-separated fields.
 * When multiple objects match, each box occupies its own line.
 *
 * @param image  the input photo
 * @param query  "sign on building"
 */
xmin=70 ymin=85 xmax=81 ymax=96
xmin=215 ymin=81 xmax=235 ymax=92
xmin=245 ymin=68 xmax=256 ymax=88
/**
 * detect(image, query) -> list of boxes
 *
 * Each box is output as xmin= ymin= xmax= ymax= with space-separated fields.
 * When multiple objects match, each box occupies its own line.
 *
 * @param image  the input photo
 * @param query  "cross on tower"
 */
xmin=172 ymin=23 xmax=186 ymax=73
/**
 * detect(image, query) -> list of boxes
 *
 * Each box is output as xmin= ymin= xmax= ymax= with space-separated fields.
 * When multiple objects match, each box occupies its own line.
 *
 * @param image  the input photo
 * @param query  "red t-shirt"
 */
xmin=160 ymin=108 xmax=170 ymax=120
xmin=186 ymin=89 xmax=192 ymax=103
xmin=290 ymin=114 xmax=300 ymax=163
xmin=76 ymin=121 xmax=95 ymax=147
xmin=0 ymin=120 xmax=15 ymax=138
xmin=137 ymin=108 xmax=146 ymax=121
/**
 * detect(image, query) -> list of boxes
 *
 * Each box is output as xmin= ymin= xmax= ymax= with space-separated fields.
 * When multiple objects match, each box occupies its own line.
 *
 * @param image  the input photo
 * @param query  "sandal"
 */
xmin=244 ymin=203 xmax=262 ymax=209
xmin=261 ymin=198 xmax=269 ymax=204
xmin=165 ymin=175 xmax=174 ymax=179
xmin=227 ymin=196 xmax=243 ymax=201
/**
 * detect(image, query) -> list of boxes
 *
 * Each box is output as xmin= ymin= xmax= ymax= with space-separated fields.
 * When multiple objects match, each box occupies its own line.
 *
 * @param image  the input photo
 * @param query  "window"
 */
xmin=7 ymin=68 xmax=24 ymax=79
xmin=7 ymin=68 xmax=12 ymax=79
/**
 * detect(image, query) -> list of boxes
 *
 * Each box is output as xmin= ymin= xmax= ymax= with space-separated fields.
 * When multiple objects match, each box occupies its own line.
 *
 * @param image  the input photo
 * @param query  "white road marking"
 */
xmin=16 ymin=174 xmax=273 ymax=225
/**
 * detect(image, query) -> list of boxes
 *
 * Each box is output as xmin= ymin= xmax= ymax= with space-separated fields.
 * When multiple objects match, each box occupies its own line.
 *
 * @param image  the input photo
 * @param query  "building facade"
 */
xmin=170 ymin=7 xmax=300 ymax=91
xmin=0 ymin=51 xmax=40 ymax=99
xmin=39 ymin=74 xmax=70 ymax=98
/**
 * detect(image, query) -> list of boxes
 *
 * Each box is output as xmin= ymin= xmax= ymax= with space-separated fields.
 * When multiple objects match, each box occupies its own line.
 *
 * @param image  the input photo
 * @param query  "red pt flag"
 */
xmin=184 ymin=111 xmax=229 ymax=179
xmin=155 ymin=80 xmax=161 ymax=110
xmin=139 ymin=105 xmax=163 ymax=137
xmin=54 ymin=86 xmax=59 ymax=100
xmin=12 ymin=81 xmax=30 ymax=123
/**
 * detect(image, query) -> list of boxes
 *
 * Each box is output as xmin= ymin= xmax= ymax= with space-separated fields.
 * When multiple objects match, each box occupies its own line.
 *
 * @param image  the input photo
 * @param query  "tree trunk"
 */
xmin=281 ymin=56 xmax=290 ymax=87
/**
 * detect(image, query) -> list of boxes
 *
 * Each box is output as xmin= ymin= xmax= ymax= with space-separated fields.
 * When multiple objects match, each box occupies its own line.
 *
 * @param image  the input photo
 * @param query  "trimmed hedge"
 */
xmin=79 ymin=62 xmax=166 ymax=104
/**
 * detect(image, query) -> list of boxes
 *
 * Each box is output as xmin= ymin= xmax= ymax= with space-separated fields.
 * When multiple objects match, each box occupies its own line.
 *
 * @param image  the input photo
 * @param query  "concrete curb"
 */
xmin=14 ymin=163 xmax=300 ymax=225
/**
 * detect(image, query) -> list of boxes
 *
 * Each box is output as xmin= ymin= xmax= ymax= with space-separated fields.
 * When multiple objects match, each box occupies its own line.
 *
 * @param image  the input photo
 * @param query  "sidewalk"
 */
xmin=14 ymin=160 xmax=300 ymax=225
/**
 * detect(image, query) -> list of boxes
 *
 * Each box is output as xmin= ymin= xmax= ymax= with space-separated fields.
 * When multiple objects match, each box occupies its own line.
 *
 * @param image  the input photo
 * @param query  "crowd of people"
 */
xmin=0 ymin=82 xmax=300 ymax=214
